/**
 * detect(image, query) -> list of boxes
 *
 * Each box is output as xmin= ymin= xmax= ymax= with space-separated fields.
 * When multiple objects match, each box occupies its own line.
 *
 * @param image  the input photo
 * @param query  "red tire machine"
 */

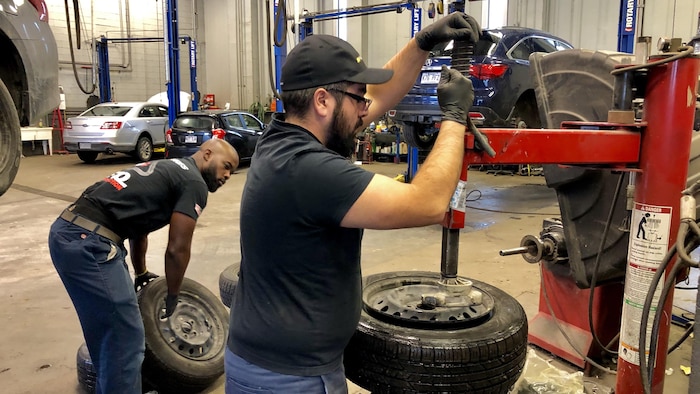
xmin=439 ymin=45 xmax=699 ymax=393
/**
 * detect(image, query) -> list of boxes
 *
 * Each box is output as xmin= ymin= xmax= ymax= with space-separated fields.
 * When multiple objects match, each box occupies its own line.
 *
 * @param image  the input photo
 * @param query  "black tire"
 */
xmin=218 ymin=263 xmax=240 ymax=308
xmin=0 ymin=78 xmax=21 ymax=196
xmin=77 ymin=151 xmax=99 ymax=163
xmin=512 ymin=96 xmax=541 ymax=129
xmin=138 ymin=277 xmax=228 ymax=393
xmin=402 ymin=123 xmax=437 ymax=150
xmin=135 ymin=136 xmax=153 ymax=162
xmin=76 ymin=343 xmax=96 ymax=393
xmin=344 ymin=271 xmax=528 ymax=394
xmin=76 ymin=342 xmax=156 ymax=394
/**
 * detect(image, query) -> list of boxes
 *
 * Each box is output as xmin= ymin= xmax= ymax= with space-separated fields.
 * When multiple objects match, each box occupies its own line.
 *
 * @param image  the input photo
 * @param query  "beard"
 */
xmin=327 ymin=105 xmax=363 ymax=158
xmin=202 ymin=163 xmax=220 ymax=192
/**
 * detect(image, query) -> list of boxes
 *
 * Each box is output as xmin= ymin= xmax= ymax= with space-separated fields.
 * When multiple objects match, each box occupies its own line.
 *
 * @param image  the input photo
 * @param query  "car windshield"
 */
xmin=431 ymin=32 xmax=501 ymax=57
xmin=173 ymin=116 xmax=214 ymax=129
xmin=81 ymin=106 xmax=132 ymax=117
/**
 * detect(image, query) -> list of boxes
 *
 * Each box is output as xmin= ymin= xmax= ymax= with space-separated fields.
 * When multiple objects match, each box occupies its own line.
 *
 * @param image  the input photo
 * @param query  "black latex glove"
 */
xmin=161 ymin=294 xmax=179 ymax=319
xmin=414 ymin=12 xmax=481 ymax=51
xmin=437 ymin=65 xmax=474 ymax=125
xmin=134 ymin=271 xmax=159 ymax=292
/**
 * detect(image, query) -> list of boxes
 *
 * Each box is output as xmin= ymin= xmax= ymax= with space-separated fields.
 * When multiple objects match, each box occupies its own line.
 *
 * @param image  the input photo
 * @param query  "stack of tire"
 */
xmin=216 ymin=267 xmax=528 ymax=393
xmin=76 ymin=277 xmax=229 ymax=393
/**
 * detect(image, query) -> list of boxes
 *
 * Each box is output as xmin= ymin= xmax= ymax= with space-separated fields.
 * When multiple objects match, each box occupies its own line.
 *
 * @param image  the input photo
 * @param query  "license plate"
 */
xmin=185 ymin=135 xmax=197 ymax=143
xmin=79 ymin=143 xmax=91 ymax=149
xmin=420 ymin=72 xmax=441 ymax=84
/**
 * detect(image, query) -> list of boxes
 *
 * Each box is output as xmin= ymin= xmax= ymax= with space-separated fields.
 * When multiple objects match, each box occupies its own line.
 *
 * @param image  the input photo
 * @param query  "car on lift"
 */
xmin=63 ymin=102 xmax=169 ymax=163
xmin=392 ymin=26 xmax=573 ymax=149
xmin=0 ymin=0 xmax=59 ymax=195
xmin=165 ymin=109 xmax=265 ymax=163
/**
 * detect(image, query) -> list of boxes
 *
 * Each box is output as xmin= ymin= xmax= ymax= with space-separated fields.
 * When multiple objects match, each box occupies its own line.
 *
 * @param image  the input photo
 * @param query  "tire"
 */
xmin=344 ymin=271 xmax=528 ymax=394
xmin=138 ymin=277 xmax=228 ymax=393
xmin=0 ymin=78 xmax=21 ymax=196
xmin=75 ymin=342 xmax=155 ymax=394
xmin=402 ymin=122 xmax=437 ymax=150
xmin=218 ymin=263 xmax=240 ymax=308
xmin=76 ymin=343 xmax=96 ymax=393
xmin=512 ymin=96 xmax=541 ymax=129
xmin=135 ymin=136 xmax=153 ymax=162
xmin=77 ymin=151 xmax=99 ymax=164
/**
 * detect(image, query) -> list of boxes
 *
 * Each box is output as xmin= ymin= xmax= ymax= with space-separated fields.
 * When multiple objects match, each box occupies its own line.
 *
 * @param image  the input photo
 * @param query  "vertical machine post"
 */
xmin=165 ymin=0 xmax=181 ymax=127
xmin=617 ymin=0 xmax=638 ymax=54
xmin=188 ymin=39 xmax=198 ymax=111
xmin=273 ymin=0 xmax=286 ymax=113
xmin=96 ymin=37 xmax=111 ymax=103
xmin=615 ymin=55 xmax=700 ymax=393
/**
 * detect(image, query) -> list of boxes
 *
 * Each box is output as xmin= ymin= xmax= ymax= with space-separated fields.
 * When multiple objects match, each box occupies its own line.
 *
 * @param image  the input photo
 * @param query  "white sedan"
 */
xmin=63 ymin=102 xmax=169 ymax=163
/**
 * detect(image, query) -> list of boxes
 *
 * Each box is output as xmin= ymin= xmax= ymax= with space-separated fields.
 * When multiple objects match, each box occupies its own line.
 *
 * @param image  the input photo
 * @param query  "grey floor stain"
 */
xmin=10 ymin=184 xmax=76 ymax=203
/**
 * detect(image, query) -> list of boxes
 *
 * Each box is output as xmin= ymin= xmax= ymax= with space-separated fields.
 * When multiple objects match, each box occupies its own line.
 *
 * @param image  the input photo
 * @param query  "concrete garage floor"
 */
xmin=0 ymin=154 xmax=695 ymax=393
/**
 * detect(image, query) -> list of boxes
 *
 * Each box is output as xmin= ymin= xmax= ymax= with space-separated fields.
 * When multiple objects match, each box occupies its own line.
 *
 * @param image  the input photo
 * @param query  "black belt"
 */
xmin=60 ymin=208 xmax=123 ymax=244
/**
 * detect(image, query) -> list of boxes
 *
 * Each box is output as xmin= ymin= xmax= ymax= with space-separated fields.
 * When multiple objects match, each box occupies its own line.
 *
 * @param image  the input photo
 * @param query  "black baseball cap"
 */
xmin=280 ymin=34 xmax=394 ymax=91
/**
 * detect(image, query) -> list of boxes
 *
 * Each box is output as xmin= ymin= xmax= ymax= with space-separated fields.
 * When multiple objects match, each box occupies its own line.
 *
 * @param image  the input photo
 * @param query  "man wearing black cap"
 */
xmin=226 ymin=12 xmax=481 ymax=394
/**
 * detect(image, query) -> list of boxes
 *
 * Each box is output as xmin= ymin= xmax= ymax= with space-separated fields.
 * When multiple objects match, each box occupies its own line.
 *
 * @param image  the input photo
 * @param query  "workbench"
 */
xmin=21 ymin=127 xmax=53 ymax=155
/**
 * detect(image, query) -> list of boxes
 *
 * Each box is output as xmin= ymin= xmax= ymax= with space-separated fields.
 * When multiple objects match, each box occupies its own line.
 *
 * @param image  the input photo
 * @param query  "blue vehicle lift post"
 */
xmin=405 ymin=6 xmax=422 ymax=182
xmin=273 ymin=0 xmax=286 ymax=113
xmin=95 ymin=0 xmax=197 ymax=127
xmin=405 ymin=0 xmax=466 ymax=181
xmin=274 ymin=1 xmax=418 ymax=175
xmin=165 ymin=0 xmax=180 ymax=126
xmin=617 ymin=0 xmax=637 ymax=53
xmin=96 ymin=36 xmax=199 ymax=114
xmin=276 ymin=2 xmax=416 ymax=111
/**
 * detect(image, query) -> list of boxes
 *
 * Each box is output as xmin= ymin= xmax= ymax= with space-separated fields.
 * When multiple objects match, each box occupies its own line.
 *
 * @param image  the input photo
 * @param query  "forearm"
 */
xmin=164 ymin=248 xmax=189 ymax=296
xmin=129 ymin=235 xmax=148 ymax=275
xmin=365 ymin=39 xmax=428 ymax=124
xmin=409 ymin=120 xmax=465 ymax=219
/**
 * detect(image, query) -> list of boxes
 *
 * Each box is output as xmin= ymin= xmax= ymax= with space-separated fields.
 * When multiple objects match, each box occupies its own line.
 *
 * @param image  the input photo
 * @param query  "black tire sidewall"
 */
xmin=218 ymin=263 xmax=240 ymax=308
xmin=356 ymin=271 xmax=526 ymax=346
xmin=345 ymin=271 xmax=528 ymax=393
xmin=77 ymin=151 xmax=98 ymax=163
xmin=76 ymin=343 xmax=96 ymax=393
xmin=137 ymin=277 xmax=228 ymax=392
xmin=0 ymin=78 xmax=21 ymax=196
xmin=400 ymin=122 xmax=436 ymax=150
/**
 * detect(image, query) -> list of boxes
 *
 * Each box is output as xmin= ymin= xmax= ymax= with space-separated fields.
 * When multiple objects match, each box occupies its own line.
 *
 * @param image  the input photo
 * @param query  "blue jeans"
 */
xmin=49 ymin=218 xmax=144 ymax=394
xmin=225 ymin=348 xmax=348 ymax=394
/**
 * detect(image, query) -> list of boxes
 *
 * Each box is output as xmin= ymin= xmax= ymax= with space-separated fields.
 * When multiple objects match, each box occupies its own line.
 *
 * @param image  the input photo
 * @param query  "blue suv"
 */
xmin=392 ymin=27 xmax=573 ymax=148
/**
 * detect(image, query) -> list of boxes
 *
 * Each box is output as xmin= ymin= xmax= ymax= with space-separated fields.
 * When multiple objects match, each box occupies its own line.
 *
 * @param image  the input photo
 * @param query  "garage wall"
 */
xmin=45 ymin=0 xmax=198 ymax=112
xmin=507 ymin=0 xmax=700 ymax=52
xmin=642 ymin=0 xmax=700 ymax=45
xmin=200 ymin=0 xmax=488 ymax=111
xmin=43 ymin=0 xmax=700 ymax=114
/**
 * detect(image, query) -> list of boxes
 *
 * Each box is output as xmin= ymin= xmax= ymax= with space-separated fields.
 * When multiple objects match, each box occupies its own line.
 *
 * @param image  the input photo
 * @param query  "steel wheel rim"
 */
xmin=139 ymin=139 xmax=151 ymax=159
xmin=154 ymin=294 xmax=225 ymax=361
xmin=363 ymin=274 xmax=495 ymax=328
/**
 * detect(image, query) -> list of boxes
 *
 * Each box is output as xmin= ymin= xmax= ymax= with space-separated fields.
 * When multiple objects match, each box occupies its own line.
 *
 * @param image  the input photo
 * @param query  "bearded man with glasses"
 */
xmin=225 ymin=12 xmax=481 ymax=394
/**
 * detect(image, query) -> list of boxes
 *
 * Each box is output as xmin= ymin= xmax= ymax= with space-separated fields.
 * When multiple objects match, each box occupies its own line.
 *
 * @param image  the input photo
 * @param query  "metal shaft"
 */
xmin=499 ymin=246 xmax=530 ymax=256
xmin=441 ymin=228 xmax=460 ymax=278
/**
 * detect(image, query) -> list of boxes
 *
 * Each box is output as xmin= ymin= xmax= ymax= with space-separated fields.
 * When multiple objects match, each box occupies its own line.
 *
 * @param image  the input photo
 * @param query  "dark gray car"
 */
xmin=0 ymin=0 xmax=59 ymax=194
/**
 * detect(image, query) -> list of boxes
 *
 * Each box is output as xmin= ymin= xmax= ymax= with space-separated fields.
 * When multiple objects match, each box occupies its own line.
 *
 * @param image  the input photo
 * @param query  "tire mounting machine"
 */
xmin=442 ymin=41 xmax=699 ymax=393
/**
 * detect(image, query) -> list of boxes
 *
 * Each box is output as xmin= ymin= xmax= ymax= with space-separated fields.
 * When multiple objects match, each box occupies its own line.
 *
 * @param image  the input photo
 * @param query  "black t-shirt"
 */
xmin=79 ymin=157 xmax=208 ymax=238
xmin=228 ymin=115 xmax=374 ymax=376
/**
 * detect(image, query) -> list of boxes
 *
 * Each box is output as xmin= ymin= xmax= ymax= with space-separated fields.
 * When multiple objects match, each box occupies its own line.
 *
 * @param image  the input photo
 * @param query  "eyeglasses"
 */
xmin=328 ymin=88 xmax=372 ymax=111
